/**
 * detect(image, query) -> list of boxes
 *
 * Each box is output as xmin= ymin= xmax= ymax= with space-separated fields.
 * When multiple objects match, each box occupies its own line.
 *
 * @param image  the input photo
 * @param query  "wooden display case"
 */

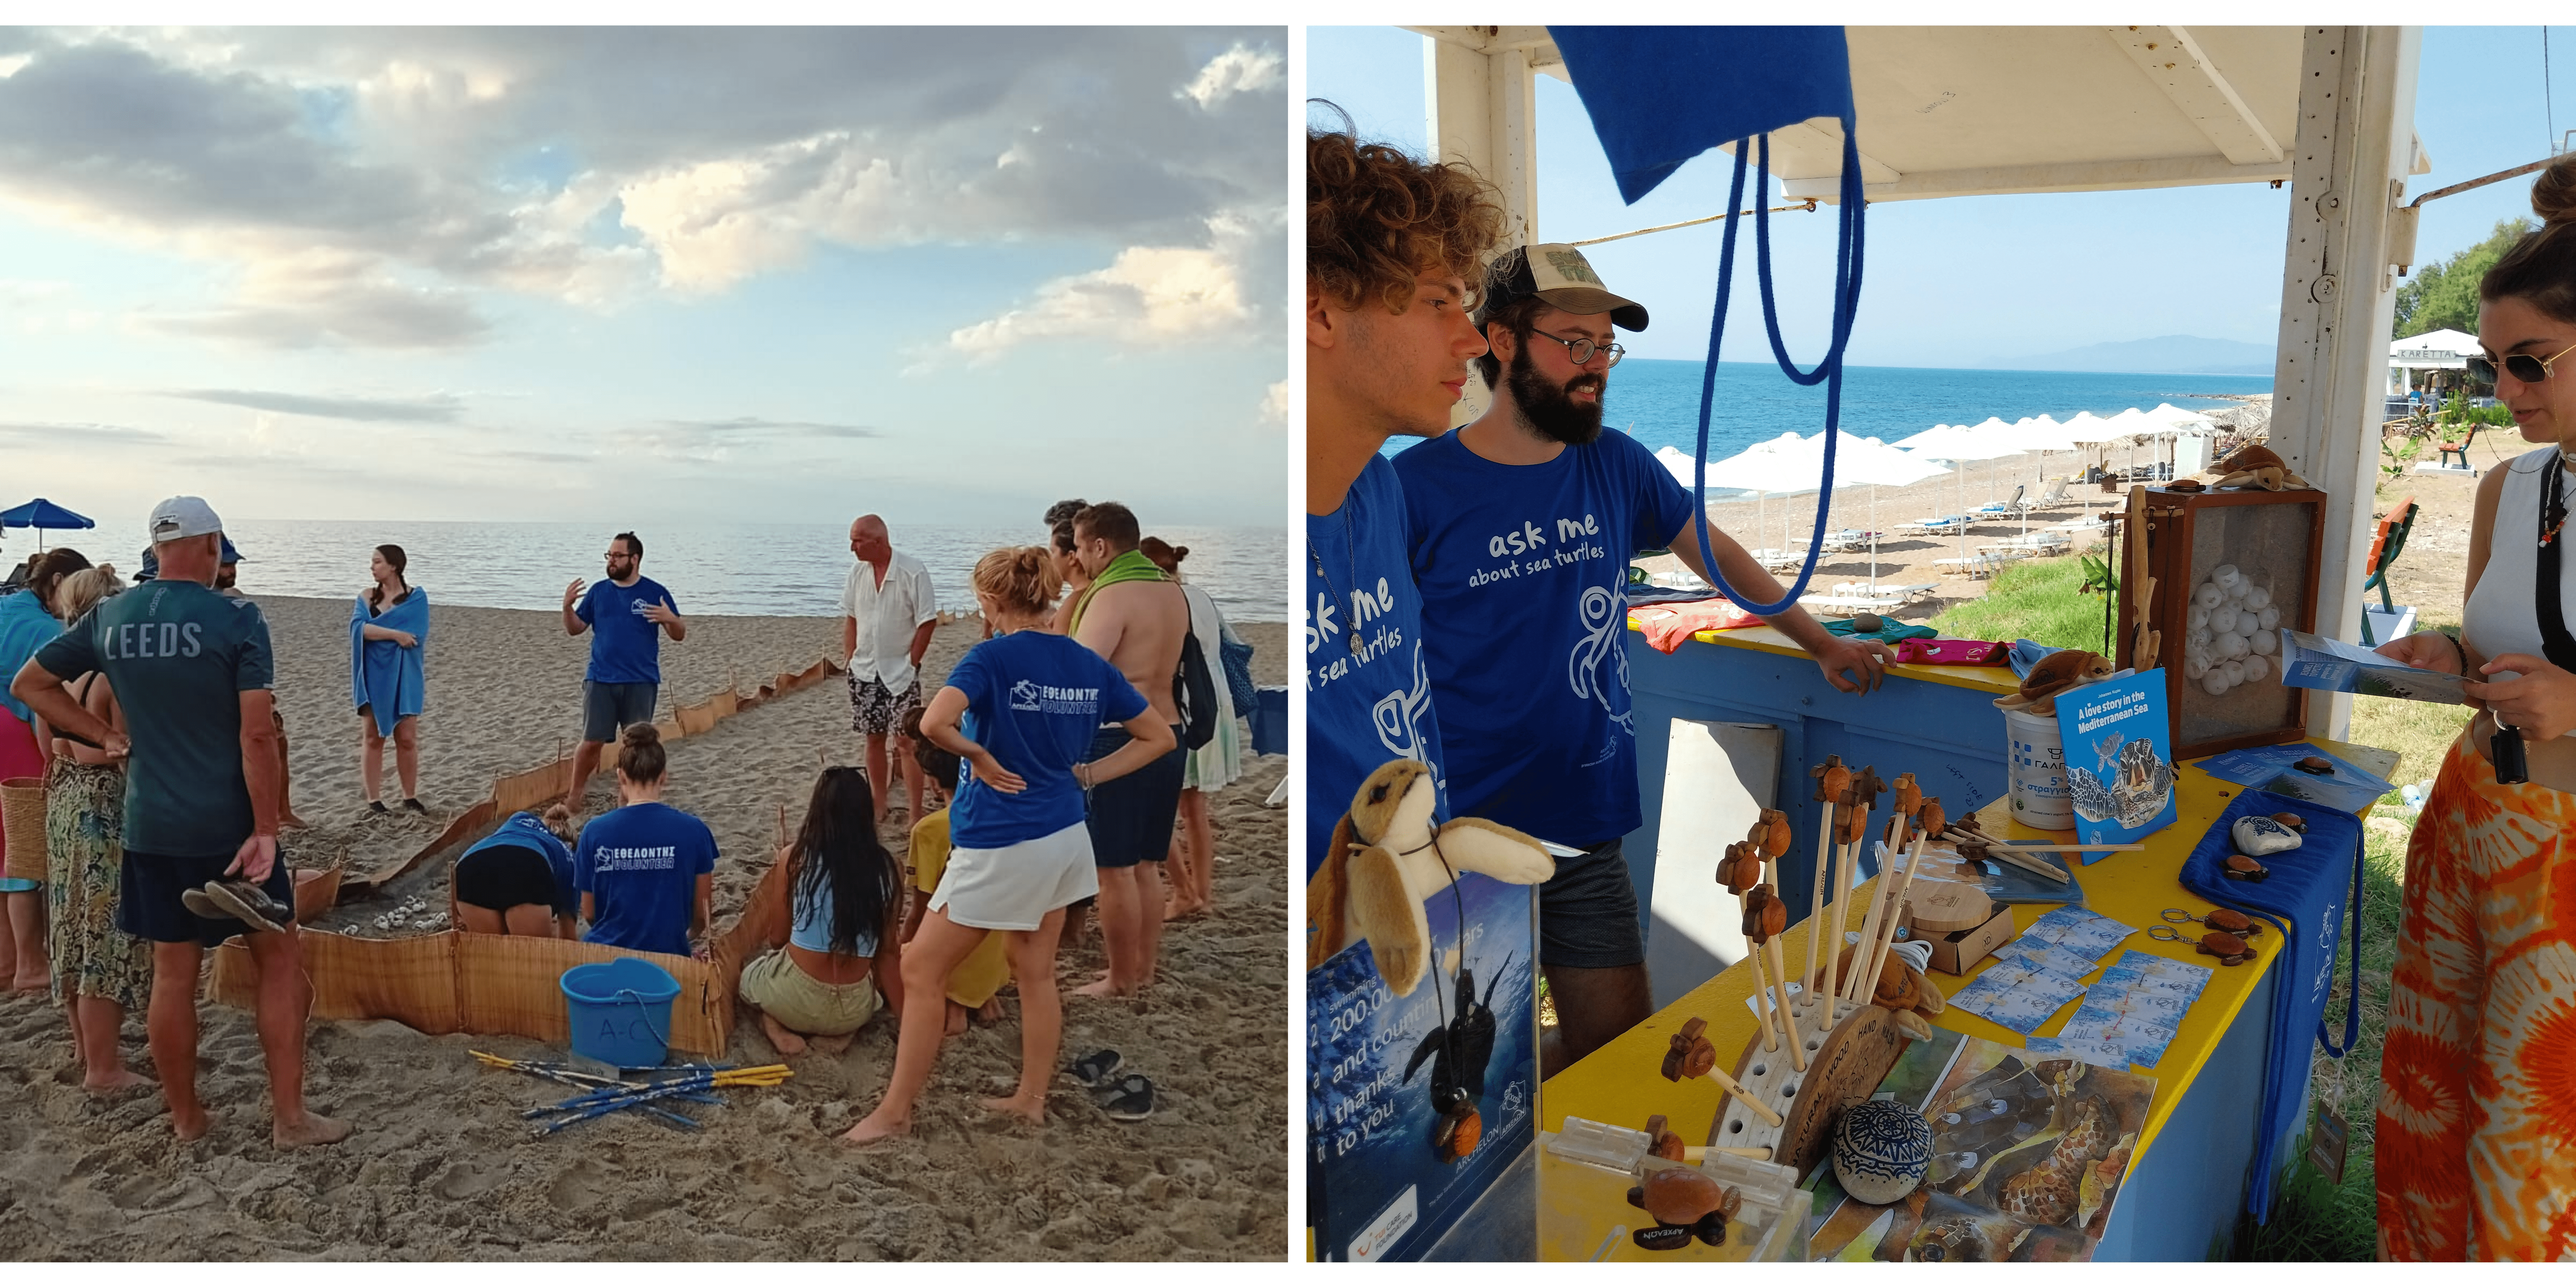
xmin=2114 ymin=484 xmax=2326 ymax=760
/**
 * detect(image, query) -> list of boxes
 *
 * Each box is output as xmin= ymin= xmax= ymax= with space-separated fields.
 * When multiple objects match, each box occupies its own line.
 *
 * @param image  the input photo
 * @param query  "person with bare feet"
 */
xmin=449 ymin=806 xmax=579 ymax=938
xmin=741 ymin=765 xmax=905 ymax=1057
xmin=1139 ymin=537 xmax=1237 ymax=921
xmin=562 ymin=531 xmax=684 ymax=808
xmin=845 ymin=547 xmax=1172 ymax=1144
xmin=12 ymin=498 xmax=347 ymax=1147
xmin=0 ymin=547 xmax=89 ymax=994
xmin=211 ymin=539 xmax=307 ymax=830
xmin=30 ymin=565 xmax=153 ymax=1091
xmin=899 ymin=724 xmax=1011 ymax=1037
xmin=840 ymin=515 xmax=938 ymax=828
xmin=1063 ymin=503 xmax=1191 ymax=998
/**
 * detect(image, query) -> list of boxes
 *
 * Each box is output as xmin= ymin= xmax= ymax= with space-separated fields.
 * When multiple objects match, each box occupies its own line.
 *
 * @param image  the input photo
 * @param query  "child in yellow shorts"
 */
xmin=904 ymin=730 xmax=1010 ymax=1036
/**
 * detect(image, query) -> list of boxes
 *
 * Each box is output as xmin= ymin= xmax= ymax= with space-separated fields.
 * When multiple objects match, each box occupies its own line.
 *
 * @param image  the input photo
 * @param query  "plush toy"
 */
xmin=1306 ymin=759 xmax=1555 ymax=995
xmin=1992 ymin=650 xmax=2115 ymax=717
xmin=2208 ymin=443 xmax=2312 ymax=492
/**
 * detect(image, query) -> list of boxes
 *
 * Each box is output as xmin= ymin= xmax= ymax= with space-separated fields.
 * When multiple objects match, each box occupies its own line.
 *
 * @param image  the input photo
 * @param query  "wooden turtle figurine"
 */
xmin=1627 ymin=1167 xmax=1741 ymax=1249
xmin=1756 ymin=808 xmax=1793 ymax=859
xmin=1661 ymin=1016 xmax=1718 ymax=1082
xmin=1742 ymin=884 xmax=1787 ymax=944
xmin=1433 ymin=1096 xmax=1482 ymax=1161
xmin=2195 ymin=929 xmax=2254 ymax=966
xmin=2270 ymin=811 xmax=2308 ymax=833
xmin=2223 ymin=853 xmax=2271 ymax=882
xmin=1644 ymin=1113 xmax=1687 ymax=1162
xmin=1891 ymin=773 xmax=1923 ymax=822
xmin=2166 ymin=906 xmax=2263 ymax=938
xmin=1812 ymin=755 xmax=1853 ymax=805
xmin=2295 ymin=756 xmax=2334 ymax=776
xmin=1717 ymin=841 xmax=1762 ymax=895
xmin=1916 ymin=797 xmax=1948 ymax=849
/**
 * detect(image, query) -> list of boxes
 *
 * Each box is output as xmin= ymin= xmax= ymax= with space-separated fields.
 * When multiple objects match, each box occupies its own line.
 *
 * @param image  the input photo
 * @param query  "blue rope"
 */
xmin=1685 ymin=125 xmax=1869 ymax=616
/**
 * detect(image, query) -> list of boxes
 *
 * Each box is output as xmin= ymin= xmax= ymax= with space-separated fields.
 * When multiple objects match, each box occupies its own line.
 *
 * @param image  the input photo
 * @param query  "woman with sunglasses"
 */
xmin=2370 ymin=159 xmax=2576 ymax=1261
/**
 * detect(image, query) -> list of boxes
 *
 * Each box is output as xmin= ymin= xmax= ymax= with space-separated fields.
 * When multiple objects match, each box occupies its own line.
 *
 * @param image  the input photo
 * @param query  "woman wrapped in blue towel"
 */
xmin=349 ymin=544 xmax=429 ymax=813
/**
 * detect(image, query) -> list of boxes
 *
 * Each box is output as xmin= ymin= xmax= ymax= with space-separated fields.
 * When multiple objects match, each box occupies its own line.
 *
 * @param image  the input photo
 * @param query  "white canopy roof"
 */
xmin=2146 ymin=401 xmax=2220 ymax=429
xmin=1661 ymin=432 xmax=1949 ymax=494
xmin=2390 ymin=328 xmax=2481 ymax=370
xmin=2058 ymin=410 xmax=2127 ymax=443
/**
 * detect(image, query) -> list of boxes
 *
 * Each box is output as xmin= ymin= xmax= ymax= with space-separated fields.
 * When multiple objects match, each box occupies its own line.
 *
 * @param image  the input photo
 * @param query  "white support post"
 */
xmin=1424 ymin=31 xmax=1539 ymax=429
xmin=2264 ymin=25 xmax=2421 ymax=742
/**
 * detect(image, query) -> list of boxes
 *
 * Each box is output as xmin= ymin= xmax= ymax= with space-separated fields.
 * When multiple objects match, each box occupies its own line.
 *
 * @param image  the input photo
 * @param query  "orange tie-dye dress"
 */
xmin=2377 ymin=730 xmax=2576 ymax=1261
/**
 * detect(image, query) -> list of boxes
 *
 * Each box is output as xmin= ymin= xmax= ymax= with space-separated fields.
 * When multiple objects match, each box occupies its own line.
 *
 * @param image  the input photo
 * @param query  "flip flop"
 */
xmin=1096 ymin=1073 xmax=1154 ymax=1122
xmin=1063 ymin=1049 xmax=1122 ymax=1087
xmin=197 ymin=881 xmax=288 ymax=934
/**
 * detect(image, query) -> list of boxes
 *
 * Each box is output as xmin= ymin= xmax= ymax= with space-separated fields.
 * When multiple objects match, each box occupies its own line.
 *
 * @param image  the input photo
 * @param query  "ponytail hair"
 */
xmin=972 ymin=546 xmax=1059 ymax=616
xmin=616 ymin=723 xmax=668 ymax=783
xmin=2480 ymin=154 xmax=2576 ymax=322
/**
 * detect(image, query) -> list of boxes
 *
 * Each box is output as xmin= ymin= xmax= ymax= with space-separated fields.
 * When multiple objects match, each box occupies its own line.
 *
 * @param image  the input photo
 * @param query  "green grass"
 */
xmin=1925 ymin=552 xmax=2116 ymax=653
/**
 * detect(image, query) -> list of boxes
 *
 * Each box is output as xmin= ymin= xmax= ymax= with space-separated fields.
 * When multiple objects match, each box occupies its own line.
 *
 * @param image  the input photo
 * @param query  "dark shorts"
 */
xmin=583 ymin=681 xmax=658 ymax=743
xmin=1537 ymin=836 xmax=1646 ymax=970
xmin=119 ymin=847 xmax=298 ymax=947
xmin=454 ymin=845 xmax=565 ymax=915
xmin=1083 ymin=726 xmax=1185 ymax=870
xmin=847 ymin=675 xmax=924 ymax=737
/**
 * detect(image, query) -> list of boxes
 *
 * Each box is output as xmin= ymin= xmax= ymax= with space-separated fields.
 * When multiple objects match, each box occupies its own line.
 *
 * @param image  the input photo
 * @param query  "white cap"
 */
xmin=147 ymin=496 xmax=223 ymax=543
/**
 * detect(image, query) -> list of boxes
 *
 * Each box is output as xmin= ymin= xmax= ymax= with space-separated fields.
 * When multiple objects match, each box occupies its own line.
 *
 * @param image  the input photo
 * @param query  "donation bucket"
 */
xmin=2004 ymin=708 xmax=2074 ymax=830
xmin=561 ymin=958 xmax=681 ymax=1068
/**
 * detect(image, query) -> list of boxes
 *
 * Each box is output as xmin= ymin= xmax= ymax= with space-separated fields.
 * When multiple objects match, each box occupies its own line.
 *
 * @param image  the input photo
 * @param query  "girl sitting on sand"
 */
xmin=572 ymin=724 xmax=718 ymax=959
xmin=450 ymin=805 xmax=580 ymax=938
xmin=846 ymin=547 xmax=1175 ymax=1143
xmin=739 ymin=765 xmax=906 ymax=1056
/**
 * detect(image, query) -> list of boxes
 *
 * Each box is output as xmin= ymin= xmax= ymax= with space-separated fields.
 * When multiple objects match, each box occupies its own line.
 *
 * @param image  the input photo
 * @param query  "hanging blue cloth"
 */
xmin=1548 ymin=27 xmax=1854 ymax=204
xmin=1548 ymin=26 xmax=1866 ymax=617
xmin=350 ymin=587 xmax=430 ymax=737
xmin=2176 ymin=789 xmax=2364 ymax=1223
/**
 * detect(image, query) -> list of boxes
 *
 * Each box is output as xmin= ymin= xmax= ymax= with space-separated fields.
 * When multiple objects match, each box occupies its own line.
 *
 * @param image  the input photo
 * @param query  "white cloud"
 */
xmin=1261 ymin=380 xmax=1288 ymax=426
xmin=945 ymin=211 xmax=1278 ymax=360
xmin=1178 ymin=43 xmax=1282 ymax=110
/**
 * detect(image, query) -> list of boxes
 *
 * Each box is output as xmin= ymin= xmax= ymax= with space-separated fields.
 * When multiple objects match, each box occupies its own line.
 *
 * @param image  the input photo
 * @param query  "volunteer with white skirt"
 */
xmin=845 ymin=546 xmax=1175 ymax=1145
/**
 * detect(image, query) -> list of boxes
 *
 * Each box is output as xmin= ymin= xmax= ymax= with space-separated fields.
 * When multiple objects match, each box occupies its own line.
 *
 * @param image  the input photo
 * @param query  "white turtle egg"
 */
xmin=2222 ymin=659 xmax=2247 ymax=686
xmin=2191 ymin=627 xmax=2213 ymax=648
xmin=2246 ymin=585 xmax=2272 ymax=610
xmin=2195 ymin=583 xmax=2225 ymax=609
xmin=2203 ymin=670 xmax=2233 ymax=695
xmin=2214 ymin=564 xmax=2242 ymax=589
xmin=2189 ymin=605 xmax=2210 ymax=630
xmin=2184 ymin=656 xmax=2208 ymax=679
xmin=2219 ymin=631 xmax=2250 ymax=659
xmin=2258 ymin=606 xmax=2280 ymax=630
xmin=2242 ymin=654 xmax=2269 ymax=682
xmin=2251 ymin=628 xmax=2277 ymax=655
xmin=2239 ymin=609 xmax=2264 ymax=635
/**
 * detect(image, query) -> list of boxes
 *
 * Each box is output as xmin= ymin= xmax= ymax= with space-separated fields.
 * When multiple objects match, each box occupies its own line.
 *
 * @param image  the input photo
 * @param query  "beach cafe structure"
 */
xmin=1321 ymin=25 xmax=2436 ymax=1262
xmin=2387 ymin=325 xmax=2484 ymax=397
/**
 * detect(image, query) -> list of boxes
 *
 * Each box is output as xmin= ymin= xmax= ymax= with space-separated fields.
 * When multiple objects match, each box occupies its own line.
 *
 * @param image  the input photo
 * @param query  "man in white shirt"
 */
xmin=841 ymin=514 xmax=938 ymax=825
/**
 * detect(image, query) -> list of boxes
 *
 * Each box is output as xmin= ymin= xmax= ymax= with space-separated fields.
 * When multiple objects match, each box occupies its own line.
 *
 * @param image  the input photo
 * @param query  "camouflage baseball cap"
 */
xmin=1474 ymin=242 xmax=1648 ymax=332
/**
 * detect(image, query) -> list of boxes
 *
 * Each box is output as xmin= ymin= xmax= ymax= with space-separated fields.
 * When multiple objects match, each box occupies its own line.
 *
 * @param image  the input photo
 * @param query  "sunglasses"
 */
xmin=2467 ymin=340 xmax=2576 ymax=385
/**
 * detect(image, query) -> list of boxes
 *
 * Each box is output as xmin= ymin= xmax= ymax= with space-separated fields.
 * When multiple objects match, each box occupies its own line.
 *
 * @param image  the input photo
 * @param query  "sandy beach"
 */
xmin=0 ymin=593 xmax=1288 ymax=1260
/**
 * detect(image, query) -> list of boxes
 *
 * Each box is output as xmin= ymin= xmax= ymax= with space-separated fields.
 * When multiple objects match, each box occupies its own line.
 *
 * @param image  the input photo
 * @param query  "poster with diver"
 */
xmin=1307 ymin=871 xmax=1538 ymax=1262
xmin=2055 ymin=670 xmax=2176 ymax=854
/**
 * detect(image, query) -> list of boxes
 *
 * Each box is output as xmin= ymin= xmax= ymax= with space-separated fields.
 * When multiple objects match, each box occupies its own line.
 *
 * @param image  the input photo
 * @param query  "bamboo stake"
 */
xmin=1683 ymin=1145 xmax=1774 ymax=1161
xmin=1742 ymin=916 xmax=1779 ymax=1052
xmin=1804 ymin=802 xmax=1833 ymax=1002
xmin=1759 ymin=852 xmax=1805 ymax=1072
xmin=1701 ymin=1067 xmax=1785 ymax=1127
xmin=1844 ymin=851 xmax=1896 ymax=1005
xmin=1861 ymin=831 xmax=1932 ymax=1002
xmin=1829 ymin=808 xmax=1861 ymax=997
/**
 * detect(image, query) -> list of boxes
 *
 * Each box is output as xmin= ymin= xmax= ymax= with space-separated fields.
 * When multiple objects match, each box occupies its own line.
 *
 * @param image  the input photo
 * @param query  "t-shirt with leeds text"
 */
xmin=34 ymin=579 xmax=274 ymax=858
xmin=576 ymin=576 xmax=676 ymax=685
xmin=574 ymin=801 xmax=719 ymax=957
xmin=1305 ymin=453 xmax=1446 ymax=880
xmin=1394 ymin=427 xmax=1694 ymax=846
xmin=942 ymin=631 xmax=1148 ymax=850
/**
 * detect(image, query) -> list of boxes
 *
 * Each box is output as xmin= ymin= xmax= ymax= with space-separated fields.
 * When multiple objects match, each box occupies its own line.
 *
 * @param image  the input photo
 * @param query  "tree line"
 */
xmin=2391 ymin=217 xmax=2536 ymax=338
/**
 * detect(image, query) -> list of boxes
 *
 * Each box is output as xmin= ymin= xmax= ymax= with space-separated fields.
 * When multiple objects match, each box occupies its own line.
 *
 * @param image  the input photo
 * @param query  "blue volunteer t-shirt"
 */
xmin=1306 ymin=454 xmax=1446 ymax=880
xmin=574 ymin=801 xmax=718 ymax=957
xmin=463 ymin=812 xmax=579 ymax=917
xmin=1393 ymin=427 xmax=1694 ymax=846
xmin=943 ymin=631 xmax=1148 ymax=850
xmin=576 ymin=576 xmax=675 ymax=685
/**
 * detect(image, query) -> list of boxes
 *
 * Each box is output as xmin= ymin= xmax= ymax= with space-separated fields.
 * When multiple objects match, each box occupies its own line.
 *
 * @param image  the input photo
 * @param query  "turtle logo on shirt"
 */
xmin=1010 ymin=679 xmax=1042 ymax=711
xmin=1371 ymin=641 xmax=1436 ymax=769
xmin=1567 ymin=583 xmax=1633 ymax=737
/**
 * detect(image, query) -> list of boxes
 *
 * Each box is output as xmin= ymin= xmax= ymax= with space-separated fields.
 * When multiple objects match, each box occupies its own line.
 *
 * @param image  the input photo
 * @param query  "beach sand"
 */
xmin=0 ymin=595 xmax=1288 ymax=1260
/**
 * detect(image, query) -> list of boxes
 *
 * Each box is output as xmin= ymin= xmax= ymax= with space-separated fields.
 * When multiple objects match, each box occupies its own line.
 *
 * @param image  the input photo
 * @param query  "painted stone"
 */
xmin=2233 ymin=815 xmax=2302 ymax=855
xmin=1830 ymin=1099 xmax=1933 ymax=1205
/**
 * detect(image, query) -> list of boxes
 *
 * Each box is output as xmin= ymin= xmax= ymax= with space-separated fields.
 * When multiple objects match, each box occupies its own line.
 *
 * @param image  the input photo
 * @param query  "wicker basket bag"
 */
xmin=1 ymin=775 xmax=47 ymax=883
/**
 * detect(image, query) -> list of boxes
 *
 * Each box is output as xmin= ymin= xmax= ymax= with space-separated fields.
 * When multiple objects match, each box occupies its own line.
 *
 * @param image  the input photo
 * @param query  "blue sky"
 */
xmin=0 ymin=28 xmax=1287 ymax=532
xmin=1310 ymin=26 xmax=2560 ymax=369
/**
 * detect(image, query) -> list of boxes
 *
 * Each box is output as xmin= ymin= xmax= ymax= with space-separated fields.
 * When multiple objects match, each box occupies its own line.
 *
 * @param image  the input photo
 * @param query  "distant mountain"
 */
xmin=1982 ymin=334 xmax=2275 ymax=376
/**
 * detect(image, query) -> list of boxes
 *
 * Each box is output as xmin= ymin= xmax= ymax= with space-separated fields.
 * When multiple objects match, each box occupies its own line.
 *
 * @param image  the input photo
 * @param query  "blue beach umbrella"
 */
xmin=0 ymin=498 xmax=95 ymax=552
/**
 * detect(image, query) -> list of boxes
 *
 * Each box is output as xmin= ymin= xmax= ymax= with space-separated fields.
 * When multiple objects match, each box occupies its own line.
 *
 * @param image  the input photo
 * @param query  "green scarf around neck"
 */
xmin=1068 ymin=549 xmax=1169 ymax=635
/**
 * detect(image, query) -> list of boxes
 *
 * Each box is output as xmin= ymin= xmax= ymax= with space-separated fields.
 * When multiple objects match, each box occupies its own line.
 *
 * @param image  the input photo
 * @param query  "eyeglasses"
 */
xmin=1528 ymin=328 xmax=1625 ymax=368
xmin=2468 ymin=340 xmax=2576 ymax=385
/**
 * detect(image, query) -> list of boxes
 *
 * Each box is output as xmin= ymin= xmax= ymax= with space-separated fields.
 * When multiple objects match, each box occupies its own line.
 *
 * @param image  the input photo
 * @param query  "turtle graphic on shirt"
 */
xmin=1009 ymin=679 xmax=1041 ymax=711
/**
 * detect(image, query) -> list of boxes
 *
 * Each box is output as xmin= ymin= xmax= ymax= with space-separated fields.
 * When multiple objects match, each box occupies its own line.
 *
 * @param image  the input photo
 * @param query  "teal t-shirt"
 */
xmin=34 ymin=579 xmax=274 ymax=858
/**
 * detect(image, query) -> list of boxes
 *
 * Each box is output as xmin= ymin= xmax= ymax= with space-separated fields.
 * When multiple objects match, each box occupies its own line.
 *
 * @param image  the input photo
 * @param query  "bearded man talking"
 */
xmin=1391 ymin=243 xmax=1890 ymax=1075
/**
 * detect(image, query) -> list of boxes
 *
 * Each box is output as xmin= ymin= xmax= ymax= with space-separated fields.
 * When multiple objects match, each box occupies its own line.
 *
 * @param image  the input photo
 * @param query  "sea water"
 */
xmin=209 ymin=520 xmax=1286 ymax=622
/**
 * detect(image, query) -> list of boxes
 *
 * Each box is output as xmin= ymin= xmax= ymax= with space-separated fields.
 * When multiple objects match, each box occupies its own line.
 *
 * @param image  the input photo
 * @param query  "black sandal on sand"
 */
xmin=1064 ymin=1049 xmax=1122 ymax=1087
xmin=401 ymin=798 xmax=428 ymax=815
xmin=1096 ymin=1074 xmax=1155 ymax=1122
xmin=193 ymin=881 xmax=289 ymax=934
xmin=366 ymin=801 xmax=389 ymax=815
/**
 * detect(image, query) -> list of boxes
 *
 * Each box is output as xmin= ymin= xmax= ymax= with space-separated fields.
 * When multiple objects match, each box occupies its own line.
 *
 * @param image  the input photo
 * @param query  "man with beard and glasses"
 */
xmin=1394 ymin=243 xmax=1891 ymax=1075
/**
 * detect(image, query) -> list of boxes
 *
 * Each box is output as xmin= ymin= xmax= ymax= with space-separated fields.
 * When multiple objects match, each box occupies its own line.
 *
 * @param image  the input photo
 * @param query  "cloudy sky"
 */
xmin=0 ymin=26 xmax=1287 ymax=531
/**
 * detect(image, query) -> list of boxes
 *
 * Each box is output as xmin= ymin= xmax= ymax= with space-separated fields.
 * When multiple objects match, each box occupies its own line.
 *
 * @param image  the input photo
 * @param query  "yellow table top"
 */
xmin=1624 ymin=617 xmax=2024 ymax=696
xmin=1540 ymin=735 xmax=2394 ymax=1175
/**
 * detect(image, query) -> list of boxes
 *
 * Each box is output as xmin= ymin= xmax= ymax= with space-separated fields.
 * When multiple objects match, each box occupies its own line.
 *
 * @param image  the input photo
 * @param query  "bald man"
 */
xmin=841 ymin=515 xmax=939 ymax=825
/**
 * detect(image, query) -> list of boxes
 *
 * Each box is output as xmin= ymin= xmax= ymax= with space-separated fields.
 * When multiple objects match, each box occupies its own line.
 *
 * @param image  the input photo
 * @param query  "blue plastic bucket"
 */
xmin=560 ymin=958 xmax=681 ymax=1068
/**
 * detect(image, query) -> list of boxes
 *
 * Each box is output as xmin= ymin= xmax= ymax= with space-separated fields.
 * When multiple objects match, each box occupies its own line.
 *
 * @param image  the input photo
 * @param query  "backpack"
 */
xmin=1219 ymin=634 xmax=1258 ymax=714
xmin=1174 ymin=629 xmax=1219 ymax=752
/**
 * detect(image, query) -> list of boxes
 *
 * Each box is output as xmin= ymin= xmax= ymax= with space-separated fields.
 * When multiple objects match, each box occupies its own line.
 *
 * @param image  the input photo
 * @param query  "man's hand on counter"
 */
xmin=1809 ymin=633 xmax=1890 ymax=694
